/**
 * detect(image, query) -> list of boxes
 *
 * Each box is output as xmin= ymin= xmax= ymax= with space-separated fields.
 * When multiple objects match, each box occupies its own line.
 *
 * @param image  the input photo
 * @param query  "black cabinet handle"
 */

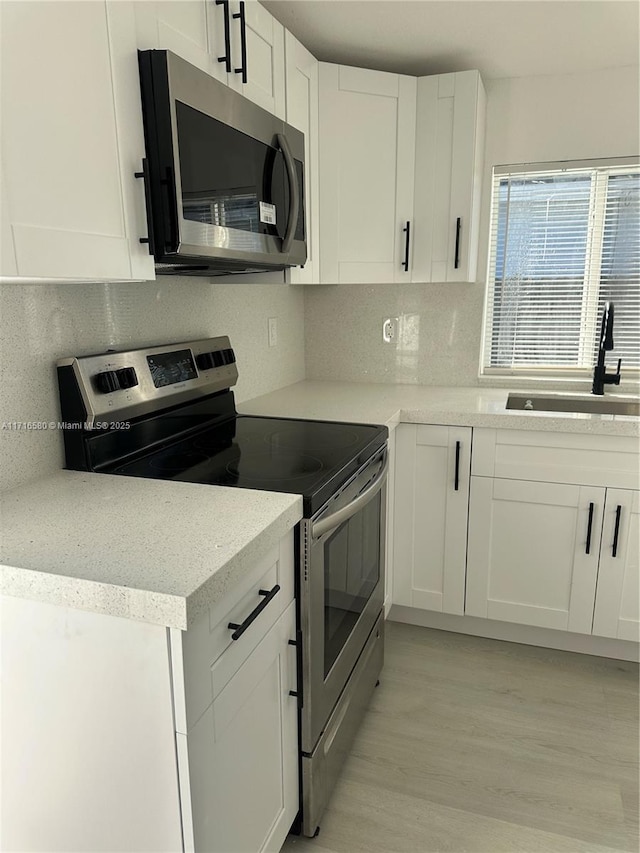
xmin=454 ymin=217 xmax=461 ymax=269
xmin=585 ymin=502 xmax=594 ymax=554
xmin=612 ymin=505 xmax=622 ymax=557
xmin=228 ymin=584 xmax=280 ymax=640
xmin=216 ymin=0 xmax=232 ymax=73
xmin=233 ymin=1 xmax=247 ymax=84
xmin=454 ymin=440 xmax=461 ymax=491
xmin=134 ymin=159 xmax=155 ymax=256
xmin=402 ymin=221 xmax=410 ymax=271
xmin=287 ymin=630 xmax=304 ymax=709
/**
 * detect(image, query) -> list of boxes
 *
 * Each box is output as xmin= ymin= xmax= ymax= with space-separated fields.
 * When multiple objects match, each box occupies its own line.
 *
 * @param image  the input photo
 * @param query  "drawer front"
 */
xmin=472 ymin=428 xmax=640 ymax=489
xmin=176 ymin=533 xmax=295 ymax=732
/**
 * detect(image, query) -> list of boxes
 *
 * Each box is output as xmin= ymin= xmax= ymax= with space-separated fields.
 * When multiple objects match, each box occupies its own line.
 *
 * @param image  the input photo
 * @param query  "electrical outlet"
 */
xmin=382 ymin=317 xmax=399 ymax=343
xmin=268 ymin=317 xmax=278 ymax=347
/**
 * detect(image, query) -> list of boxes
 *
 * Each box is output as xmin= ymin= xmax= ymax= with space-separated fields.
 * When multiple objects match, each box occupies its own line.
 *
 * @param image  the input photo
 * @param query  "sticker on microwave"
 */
xmin=259 ymin=202 xmax=277 ymax=226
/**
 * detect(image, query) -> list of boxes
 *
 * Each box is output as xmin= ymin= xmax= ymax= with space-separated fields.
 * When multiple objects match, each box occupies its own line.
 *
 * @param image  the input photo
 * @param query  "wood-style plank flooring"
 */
xmin=283 ymin=622 xmax=639 ymax=853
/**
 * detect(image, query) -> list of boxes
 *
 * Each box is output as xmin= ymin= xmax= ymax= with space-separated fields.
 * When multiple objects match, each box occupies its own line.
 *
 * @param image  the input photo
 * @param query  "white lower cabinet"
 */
xmin=465 ymin=477 xmax=603 ymax=633
xmin=393 ymin=424 xmax=471 ymax=614
xmin=181 ymin=602 xmax=298 ymax=853
xmin=593 ymin=489 xmax=640 ymax=641
xmin=0 ymin=534 xmax=298 ymax=852
xmin=173 ymin=534 xmax=299 ymax=853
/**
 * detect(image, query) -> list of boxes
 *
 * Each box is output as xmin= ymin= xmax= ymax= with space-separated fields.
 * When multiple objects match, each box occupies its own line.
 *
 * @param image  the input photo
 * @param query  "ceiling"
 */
xmin=262 ymin=0 xmax=640 ymax=79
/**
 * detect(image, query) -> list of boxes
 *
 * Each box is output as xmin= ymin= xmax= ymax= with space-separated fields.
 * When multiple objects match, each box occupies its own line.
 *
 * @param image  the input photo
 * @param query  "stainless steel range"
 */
xmin=57 ymin=336 xmax=387 ymax=838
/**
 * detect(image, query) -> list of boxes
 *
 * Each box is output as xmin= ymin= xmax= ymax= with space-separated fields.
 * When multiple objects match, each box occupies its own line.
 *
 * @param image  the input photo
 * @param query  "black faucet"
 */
xmin=592 ymin=301 xmax=621 ymax=395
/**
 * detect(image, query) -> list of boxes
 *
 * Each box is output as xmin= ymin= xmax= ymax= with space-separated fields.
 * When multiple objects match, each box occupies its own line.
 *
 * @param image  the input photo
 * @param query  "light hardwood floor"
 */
xmin=283 ymin=621 xmax=639 ymax=853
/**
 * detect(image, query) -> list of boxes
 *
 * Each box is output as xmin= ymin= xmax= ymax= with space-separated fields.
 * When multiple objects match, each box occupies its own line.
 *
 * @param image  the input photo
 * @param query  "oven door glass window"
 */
xmin=323 ymin=491 xmax=381 ymax=677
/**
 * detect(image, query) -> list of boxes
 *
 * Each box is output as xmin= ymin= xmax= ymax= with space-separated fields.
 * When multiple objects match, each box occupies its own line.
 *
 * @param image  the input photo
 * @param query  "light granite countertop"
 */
xmin=0 ymin=471 xmax=302 ymax=630
xmin=240 ymin=381 xmax=640 ymax=437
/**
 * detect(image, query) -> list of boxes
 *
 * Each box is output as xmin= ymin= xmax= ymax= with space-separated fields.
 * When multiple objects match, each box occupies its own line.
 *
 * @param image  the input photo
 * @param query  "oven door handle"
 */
xmin=311 ymin=456 xmax=389 ymax=540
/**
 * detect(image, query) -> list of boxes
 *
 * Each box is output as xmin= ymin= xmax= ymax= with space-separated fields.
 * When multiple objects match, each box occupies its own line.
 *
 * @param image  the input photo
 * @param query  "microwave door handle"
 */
xmin=276 ymin=133 xmax=299 ymax=255
xmin=311 ymin=456 xmax=389 ymax=540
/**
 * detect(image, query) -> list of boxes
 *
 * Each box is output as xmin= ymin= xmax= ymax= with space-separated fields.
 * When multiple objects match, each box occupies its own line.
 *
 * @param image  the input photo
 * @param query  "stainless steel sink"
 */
xmin=506 ymin=393 xmax=640 ymax=417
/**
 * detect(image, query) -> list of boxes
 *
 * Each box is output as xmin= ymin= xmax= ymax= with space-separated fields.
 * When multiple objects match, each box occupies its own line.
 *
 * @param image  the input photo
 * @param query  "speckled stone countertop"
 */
xmin=240 ymin=381 xmax=640 ymax=437
xmin=0 ymin=472 xmax=302 ymax=630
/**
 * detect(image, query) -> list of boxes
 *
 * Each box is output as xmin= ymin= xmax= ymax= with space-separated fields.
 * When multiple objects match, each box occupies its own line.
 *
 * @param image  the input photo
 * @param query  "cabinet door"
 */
xmin=183 ymin=602 xmax=298 ymax=853
xmin=1 ymin=1 xmax=134 ymax=279
xmin=319 ymin=63 xmax=416 ymax=284
xmin=228 ymin=0 xmax=285 ymax=119
xmin=466 ymin=478 xmax=604 ymax=633
xmin=593 ymin=490 xmax=640 ymax=642
xmin=284 ymin=30 xmax=319 ymax=285
xmin=393 ymin=424 xmax=471 ymax=614
xmin=412 ymin=71 xmax=486 ymax=283
xmin=136 ymin=1 xmax=211 ymax=71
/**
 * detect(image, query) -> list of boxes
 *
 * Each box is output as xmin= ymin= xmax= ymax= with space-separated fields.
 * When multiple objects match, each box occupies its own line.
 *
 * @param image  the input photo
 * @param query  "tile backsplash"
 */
xmin=0 ymin=276 xmax=304 ymax=491
xmin=304 ymin=282 xmax=485 ymax=386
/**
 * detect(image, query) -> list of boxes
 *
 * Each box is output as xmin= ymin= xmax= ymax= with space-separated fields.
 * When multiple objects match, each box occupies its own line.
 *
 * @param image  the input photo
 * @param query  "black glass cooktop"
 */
xmin=111 ymin=415 xmax=388 ymax=516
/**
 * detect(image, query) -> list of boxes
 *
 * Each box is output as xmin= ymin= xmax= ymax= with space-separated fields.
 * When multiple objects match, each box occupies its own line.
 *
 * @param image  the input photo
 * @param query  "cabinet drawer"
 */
xmin=472 ymin=428 xmax=640 ymax=490
xmin=172 ymin=533 xmax=295 ymax=733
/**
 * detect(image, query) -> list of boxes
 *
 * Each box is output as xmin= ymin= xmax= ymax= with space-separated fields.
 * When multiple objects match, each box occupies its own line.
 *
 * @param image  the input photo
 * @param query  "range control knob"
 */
xmin=116 ymin=366 xmax=138 ymax=389
xmin=222 ymin=348 xmax=236 ymax=365
xmin=195 ymin=351 xmax=216 ymax=371
xmin=94 ymin=370 xmax=120 ymax=394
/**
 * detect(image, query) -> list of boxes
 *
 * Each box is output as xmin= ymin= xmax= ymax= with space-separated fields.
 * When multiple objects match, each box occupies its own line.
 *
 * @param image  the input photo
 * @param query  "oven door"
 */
xmin=300 ymin=446 xmax=387 ymax=754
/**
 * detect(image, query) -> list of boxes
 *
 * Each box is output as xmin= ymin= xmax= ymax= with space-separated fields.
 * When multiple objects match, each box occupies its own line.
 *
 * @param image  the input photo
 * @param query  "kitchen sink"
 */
xmin=506 ymin=393 xmax=640 ymax=417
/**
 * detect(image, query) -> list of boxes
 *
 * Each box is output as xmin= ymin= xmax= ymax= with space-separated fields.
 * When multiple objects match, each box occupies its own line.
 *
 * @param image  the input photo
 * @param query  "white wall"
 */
xmin=304 ymin=64 xmax=640 ymax=385
xmin=0 ymin=277 xmax=304 ymax=491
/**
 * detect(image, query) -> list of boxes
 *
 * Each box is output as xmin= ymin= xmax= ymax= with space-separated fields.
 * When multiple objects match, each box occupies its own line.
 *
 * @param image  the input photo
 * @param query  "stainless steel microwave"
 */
xmin=137 ymin=50 xmax=306 ymax=276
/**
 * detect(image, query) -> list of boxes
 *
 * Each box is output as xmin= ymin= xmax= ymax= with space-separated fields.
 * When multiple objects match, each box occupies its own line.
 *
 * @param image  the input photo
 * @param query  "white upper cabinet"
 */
xmin=318 ymin=63 xmax=416 ymax=284
xmin=136 ymin=1 xmax=213 ymax=72
xmin=228 ymin=0 xmax=285 ymax=119
xmin=1 ymin=1 xmax=155 ymax=281
xmin=284 ymin=31 xmax=319 ymax=284
xmin=136 ymin=2 xmax=286 ymax=116
xmin=412 ymin=70 xmax=486 ymax=283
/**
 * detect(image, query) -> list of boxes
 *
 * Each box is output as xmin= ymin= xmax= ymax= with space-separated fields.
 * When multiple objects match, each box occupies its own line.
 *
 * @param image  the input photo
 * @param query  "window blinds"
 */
xmin=483 ymin=159 xmax=639 ymax=375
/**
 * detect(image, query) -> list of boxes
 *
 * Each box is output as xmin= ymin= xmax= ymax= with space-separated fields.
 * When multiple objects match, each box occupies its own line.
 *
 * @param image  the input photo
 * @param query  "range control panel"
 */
xmin=58 ymin=337 xmax=238 ymax=427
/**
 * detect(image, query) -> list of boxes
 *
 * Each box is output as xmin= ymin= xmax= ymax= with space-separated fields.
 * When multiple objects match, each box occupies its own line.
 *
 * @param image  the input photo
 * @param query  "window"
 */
xmin=482 ymin=158 xmax=639 ymax=378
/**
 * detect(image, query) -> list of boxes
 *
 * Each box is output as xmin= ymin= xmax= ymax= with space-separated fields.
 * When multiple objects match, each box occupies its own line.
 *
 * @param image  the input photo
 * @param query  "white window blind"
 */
xmin=482 ymin=158 xmax=640 ymax=376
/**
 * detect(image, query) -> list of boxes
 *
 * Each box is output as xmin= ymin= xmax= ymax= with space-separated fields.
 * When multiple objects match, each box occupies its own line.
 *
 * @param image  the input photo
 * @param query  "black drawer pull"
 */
xmin=233 ymin=1 xmax=247 ymax=84
xmin=454 ymin=440 xmax=461 ymax=491
xmin=454 ymin=217 xmax=461 ymax=269
xmin=216 ymin=0 xmax=232 ymax=73
xmin=287 ymin=630 xmax=304 ymax=709
xmin=228 ymin=584 xmax=280 ymax=640
xmin=612 ymin=505 xmax=622 ymax=558
xmin=134 ymin=159 xmax=155 ymax=256
xmin=402 ymin=220 xmax=411 ymax=271
xmin=585 ymin=502 xmax=594 ymax=554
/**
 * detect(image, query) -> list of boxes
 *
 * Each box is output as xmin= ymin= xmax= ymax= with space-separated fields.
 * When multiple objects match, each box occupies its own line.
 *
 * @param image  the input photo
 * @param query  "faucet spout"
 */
xmin=592 ymin=301 xmax=621 ymax=395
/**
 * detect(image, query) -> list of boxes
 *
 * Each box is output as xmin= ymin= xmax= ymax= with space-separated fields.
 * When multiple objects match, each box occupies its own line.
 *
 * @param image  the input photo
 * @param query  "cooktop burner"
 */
xmin=111 ymin=415 xmax=387 ymax=515
xmin=226 ymin=451 xmax=324 ymax=482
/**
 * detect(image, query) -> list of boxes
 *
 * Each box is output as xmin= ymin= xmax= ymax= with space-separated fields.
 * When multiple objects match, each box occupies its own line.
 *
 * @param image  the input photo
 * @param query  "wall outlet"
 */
xmin=268 ymin=317 xmax=278 ymax=347
xmin=382 ymin=317 xmax=399 ymax=343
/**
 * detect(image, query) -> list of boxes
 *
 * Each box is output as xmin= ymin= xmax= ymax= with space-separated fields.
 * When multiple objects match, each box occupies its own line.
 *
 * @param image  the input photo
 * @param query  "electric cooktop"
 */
xmin=111 ymin=415 xmax=386 ymax=516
